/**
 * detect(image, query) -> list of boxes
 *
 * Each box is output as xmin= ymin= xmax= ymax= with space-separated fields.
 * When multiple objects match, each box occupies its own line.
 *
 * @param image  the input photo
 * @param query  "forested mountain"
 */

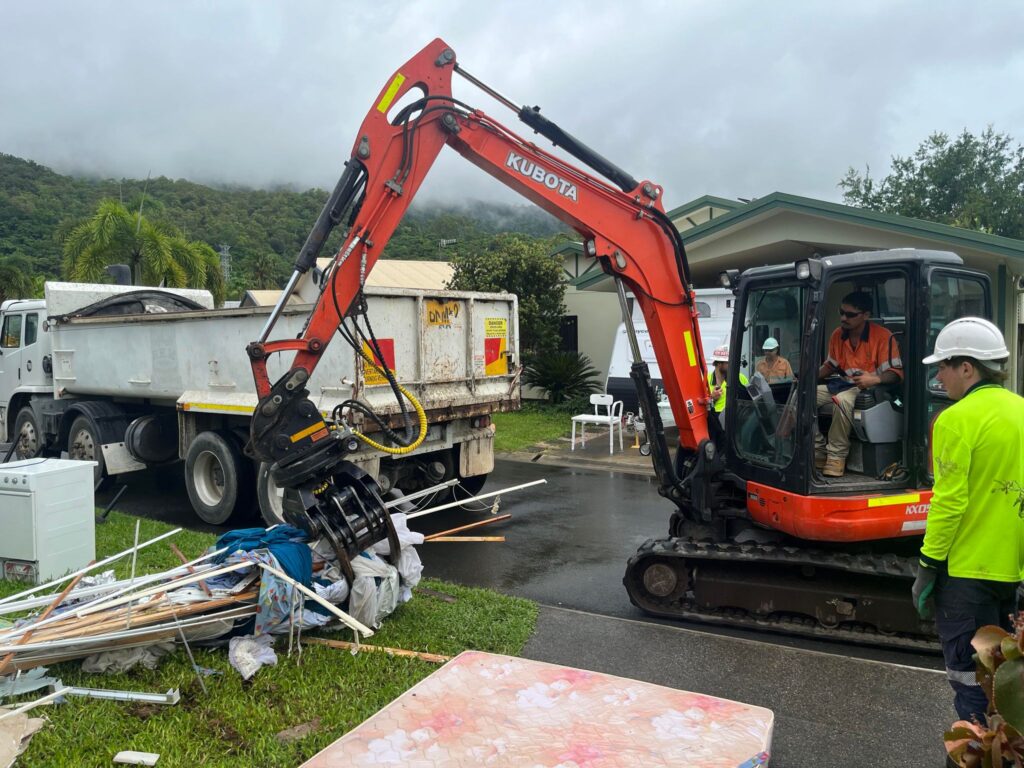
xmin=0 ymin=153 xmax=567 ymax=297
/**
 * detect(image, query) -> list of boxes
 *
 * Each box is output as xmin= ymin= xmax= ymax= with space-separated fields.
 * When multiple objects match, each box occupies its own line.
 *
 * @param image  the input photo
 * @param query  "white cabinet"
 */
xmin=0 ymin=458 xmax=96 ymax=583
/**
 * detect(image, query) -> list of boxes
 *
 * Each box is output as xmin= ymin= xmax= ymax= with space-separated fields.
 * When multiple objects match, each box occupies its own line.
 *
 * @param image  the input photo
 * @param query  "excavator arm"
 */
xmin=247 ymin=39 xmax=718 ymax=570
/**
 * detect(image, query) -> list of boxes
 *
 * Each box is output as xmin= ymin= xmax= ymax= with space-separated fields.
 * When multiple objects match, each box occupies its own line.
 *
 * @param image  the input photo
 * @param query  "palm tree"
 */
xmin=248 ymin=252 xmax=284 ymax=290
xmin=0 ymin=255 xmax=36 ymax=305
xmin=60 ymin=200 xmax=225 ymax=305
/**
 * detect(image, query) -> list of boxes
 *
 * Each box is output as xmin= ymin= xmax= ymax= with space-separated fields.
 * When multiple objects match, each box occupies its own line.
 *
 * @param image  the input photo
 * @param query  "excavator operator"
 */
xmin=815 ymin=290 xmax=903 ymax=477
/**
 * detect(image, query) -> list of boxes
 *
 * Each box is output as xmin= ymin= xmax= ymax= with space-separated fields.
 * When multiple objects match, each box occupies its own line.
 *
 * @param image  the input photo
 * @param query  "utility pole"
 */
xmin=218 ymin=245 xmax=232 ymax=281
xmin=437 ymin=238 xmax=457 ymax=258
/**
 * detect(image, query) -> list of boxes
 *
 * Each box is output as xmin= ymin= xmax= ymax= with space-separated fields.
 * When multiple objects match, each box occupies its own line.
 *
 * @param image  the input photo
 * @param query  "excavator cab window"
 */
xmin=924 ymin=271 xmax=990 ymax=478
xmin=731 ymin=282 xmax=805 ymax=469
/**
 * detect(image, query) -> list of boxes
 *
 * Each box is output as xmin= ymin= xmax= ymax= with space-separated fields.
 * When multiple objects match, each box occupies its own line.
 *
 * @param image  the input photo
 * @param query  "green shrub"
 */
xmin=523 ymin=351 xmax=601 ymax=405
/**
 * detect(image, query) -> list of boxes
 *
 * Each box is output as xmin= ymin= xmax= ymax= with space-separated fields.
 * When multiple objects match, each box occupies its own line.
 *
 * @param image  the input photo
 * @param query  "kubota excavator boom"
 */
xmin=246 ymin=37 xmax=721 ymax=574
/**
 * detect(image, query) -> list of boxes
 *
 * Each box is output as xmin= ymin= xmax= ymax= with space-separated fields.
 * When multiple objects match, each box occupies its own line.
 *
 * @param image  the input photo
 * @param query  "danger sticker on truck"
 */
xmin=362 ymin=339 xmax=396 ymax=386
xmin=485 ymin=318 xmax=508 ymax=375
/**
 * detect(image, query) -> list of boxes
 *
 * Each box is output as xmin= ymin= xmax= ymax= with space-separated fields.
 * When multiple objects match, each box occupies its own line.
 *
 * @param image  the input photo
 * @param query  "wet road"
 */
xmin=98 ymin=458 xmax=943 ymax=671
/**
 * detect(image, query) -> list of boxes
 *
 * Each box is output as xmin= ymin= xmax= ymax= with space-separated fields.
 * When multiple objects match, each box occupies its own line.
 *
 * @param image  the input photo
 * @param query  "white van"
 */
xmin=606 ymin=288 xmax=734 ymax=416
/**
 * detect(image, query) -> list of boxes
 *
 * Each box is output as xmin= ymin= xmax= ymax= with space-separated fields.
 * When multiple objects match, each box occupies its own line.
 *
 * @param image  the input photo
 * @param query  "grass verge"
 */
xmin=492 ymin=401 xmax=571 ymax=453
xmin=1 ymin=512 xmax=537 ymax=768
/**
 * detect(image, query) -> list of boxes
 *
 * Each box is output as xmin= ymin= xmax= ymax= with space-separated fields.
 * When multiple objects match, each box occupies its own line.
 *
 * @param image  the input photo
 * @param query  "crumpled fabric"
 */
xmin=228 ymin=634 xmax=277 ymax=680
xmin=214 ymin=526 xmax=311 ymax=587
xmin=266 ymin=577 xmax=346 ymax=634
xmin=371 ymin=513 xmax=424 ymax=603
xmin=81 ymin=641 xmax=176 ymax=673
xmin=268 ymin=609 xmax=332 ymax=634
xmin=227 ymin=551 xmax=298 ymax=635
xmin=349 ymin=552 xmax=400 ymax=629
xmin=314 ymin=573 xmax=350 ymax=605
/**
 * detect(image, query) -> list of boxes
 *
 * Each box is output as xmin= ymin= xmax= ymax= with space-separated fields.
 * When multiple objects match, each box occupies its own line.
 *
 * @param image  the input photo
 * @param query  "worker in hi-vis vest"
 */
xmin=912 ymin=317 xmax=1024 ymax=723
xmin=707 ymin=344 xmax=748 ymax=413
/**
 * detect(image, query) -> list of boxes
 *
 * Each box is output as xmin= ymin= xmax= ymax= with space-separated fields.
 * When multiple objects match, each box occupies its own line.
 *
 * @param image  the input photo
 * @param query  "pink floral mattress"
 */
xmin=301 ymin=650 xmax=773 ymax=767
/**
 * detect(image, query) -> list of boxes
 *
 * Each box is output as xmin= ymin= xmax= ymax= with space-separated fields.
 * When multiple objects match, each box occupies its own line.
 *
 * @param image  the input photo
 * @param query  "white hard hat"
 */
xmin=711 ymin=344 xmax=730 ymax=363
xmin=922 ymin=317 xmax=1009 ymax=366
xmin=762 ymin=337 xmax=780 ymax=351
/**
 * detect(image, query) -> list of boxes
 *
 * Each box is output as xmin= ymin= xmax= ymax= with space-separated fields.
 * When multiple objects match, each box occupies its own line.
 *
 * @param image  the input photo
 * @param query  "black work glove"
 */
xmin=911 ymin=560 xmax=938 ymax=620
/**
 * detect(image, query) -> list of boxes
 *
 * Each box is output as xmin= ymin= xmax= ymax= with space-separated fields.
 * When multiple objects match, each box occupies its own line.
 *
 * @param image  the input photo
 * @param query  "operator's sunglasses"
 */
xmin=838 ymin=309 xmax=865 ymax=318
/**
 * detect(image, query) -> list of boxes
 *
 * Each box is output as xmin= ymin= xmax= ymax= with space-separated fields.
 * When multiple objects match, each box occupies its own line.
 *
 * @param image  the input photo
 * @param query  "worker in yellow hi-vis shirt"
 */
xmin=913 ymin=317 xmax=1024 ymax=723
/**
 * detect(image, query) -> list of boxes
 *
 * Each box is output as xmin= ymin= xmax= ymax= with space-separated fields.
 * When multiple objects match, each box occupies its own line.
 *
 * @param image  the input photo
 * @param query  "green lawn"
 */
xmin=493 ymin=402 xmax=571 ymax=453
xmin=1 ymin=513 xmax=537 ymax=768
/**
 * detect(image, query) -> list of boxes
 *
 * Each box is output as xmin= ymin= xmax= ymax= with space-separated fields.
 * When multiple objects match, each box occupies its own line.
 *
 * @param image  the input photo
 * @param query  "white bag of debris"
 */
xmin=348 ymin=553 xmax=400 ymax=629
xmin=228 ymin=634 xmax=277 ymax=680
xmin=371 ymin=513 xmax=424 ymax=603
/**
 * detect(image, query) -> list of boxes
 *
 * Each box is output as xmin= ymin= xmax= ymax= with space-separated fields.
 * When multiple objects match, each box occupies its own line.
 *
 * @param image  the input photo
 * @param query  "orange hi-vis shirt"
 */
xmin=825 ymin=322 xmax=903 ymax=380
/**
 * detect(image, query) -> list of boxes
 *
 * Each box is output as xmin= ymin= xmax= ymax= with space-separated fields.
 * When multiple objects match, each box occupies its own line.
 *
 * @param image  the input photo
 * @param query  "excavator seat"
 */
xmin=817 ymin=383 xmax=904 ymax=477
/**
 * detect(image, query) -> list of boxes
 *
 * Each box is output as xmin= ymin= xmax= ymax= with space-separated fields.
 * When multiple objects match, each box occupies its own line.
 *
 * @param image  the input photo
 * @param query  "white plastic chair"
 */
xmin=571 ymin=394 xmax=624 ymax=454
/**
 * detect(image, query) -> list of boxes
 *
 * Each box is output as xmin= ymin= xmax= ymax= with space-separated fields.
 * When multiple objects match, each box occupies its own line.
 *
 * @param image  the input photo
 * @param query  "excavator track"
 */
xmin=624 ymin=537 xmax=940 ymax=653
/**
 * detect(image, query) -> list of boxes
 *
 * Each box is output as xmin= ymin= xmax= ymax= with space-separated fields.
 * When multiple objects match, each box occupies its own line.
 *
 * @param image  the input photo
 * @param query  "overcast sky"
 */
xmin=3 ymin=1 xmax=1023 ymax=211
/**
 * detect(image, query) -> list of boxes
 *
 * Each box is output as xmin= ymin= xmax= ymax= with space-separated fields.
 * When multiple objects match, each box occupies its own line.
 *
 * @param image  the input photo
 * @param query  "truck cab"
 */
xmin=0 ymin=299 xmax=51 ymax=457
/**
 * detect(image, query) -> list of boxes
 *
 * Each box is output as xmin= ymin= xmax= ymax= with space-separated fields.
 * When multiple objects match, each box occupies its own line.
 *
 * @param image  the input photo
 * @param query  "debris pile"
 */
xmin=0 ymin=478 xmax=541 ymax=761
xmin=0 ymin=517 xmax=425 ymax=680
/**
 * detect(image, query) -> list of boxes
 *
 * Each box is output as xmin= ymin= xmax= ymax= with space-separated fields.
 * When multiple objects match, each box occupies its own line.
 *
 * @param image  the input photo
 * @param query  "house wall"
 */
xmin=563 ymin=286 xmax=622 ymax=381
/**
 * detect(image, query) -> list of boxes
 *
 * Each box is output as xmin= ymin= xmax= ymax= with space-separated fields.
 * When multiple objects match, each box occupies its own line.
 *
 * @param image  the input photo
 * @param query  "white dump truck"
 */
xmin=0 ymin=280 xmax=519 ymax=525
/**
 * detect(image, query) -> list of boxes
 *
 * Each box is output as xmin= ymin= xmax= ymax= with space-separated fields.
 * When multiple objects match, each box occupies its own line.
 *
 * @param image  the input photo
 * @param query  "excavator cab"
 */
xmin=625 ymin=249 xmax=994 ymax=647
xmin=722 ymin=249 xmax=991 ymax=505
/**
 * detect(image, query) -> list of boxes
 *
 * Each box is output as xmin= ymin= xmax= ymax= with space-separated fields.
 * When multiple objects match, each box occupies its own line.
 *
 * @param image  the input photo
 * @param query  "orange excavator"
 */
xmin=247 ymin=38 xmax=993 ymax=648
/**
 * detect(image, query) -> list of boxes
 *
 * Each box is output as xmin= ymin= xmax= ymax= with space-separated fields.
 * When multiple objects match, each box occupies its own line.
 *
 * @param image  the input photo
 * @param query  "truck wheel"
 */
xmin=67 ymin=413 xmax=106 ymax=487
xmin=257 ymin=461 xmax=288 ymax=527
xmin=184 ymin=431 xmax=254 ymax=526
xmin=13 ymin=407 xmax=43 ymax=459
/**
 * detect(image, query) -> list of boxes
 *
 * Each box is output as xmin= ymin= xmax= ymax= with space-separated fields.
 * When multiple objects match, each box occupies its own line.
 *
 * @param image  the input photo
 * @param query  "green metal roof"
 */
xmin=664 ymin=195 xmax=743 ymax=222
xmin=571 ymin=191 xmax=1024 ymax=291
xmin=681 ymin=192 xmax=1024 ymax=259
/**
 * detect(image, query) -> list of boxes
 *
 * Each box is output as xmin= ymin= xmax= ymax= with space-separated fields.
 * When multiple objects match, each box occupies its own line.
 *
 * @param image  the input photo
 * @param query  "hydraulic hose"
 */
xmin=348 ymin=344 xmax=428 ymax=455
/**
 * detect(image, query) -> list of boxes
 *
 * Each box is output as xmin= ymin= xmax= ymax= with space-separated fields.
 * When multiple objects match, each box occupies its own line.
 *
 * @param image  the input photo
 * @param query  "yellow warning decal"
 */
xmin=426 ymin=299 xmax=460 ymax=326
xmin=376 ymin=73 xmax=406 ymax=114
xmin=867 ymin=493 xmax=921 ymax=508
xmin=181 ymin=402 xmax=255 ymax=414
xmin=683 ymin=331 xmax=696 ymax=367
xmin=290 ymin=421 xmax=328 ymax=443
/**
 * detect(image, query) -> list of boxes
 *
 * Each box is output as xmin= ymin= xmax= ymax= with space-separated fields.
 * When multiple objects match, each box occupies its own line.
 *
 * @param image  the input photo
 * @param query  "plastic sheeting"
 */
xmin=228 ymin=634 xmax=277 ymax=680
xmin=349 ymin=554 xmax=400 ymax=630
xmin=81 ymin=642 xmax=176 ymax=674
xmin=371 ymin=513 xmax=424 ymax=604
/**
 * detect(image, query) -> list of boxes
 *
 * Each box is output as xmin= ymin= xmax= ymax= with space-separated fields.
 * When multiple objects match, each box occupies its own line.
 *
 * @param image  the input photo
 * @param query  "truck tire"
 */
xmin=257 ymin=461 xmax=288 ymax=527
xmin=67 ymin=413 xmax=106 ymax=487
xmin=184 ymin=431 xmax=254 ymax=526
xmin=13 ymin=406 xmax=43 ymax=459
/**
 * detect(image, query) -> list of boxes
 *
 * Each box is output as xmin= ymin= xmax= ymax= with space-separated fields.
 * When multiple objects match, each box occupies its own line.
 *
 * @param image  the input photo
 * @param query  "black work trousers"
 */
xmin=934 ymin=573 xmax=1019 ymax=723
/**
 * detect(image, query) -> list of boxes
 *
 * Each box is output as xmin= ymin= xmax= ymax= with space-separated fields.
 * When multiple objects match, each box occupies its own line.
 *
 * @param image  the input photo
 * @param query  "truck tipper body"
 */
xmin=0 ymin=281 xmax=519 ymax=524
